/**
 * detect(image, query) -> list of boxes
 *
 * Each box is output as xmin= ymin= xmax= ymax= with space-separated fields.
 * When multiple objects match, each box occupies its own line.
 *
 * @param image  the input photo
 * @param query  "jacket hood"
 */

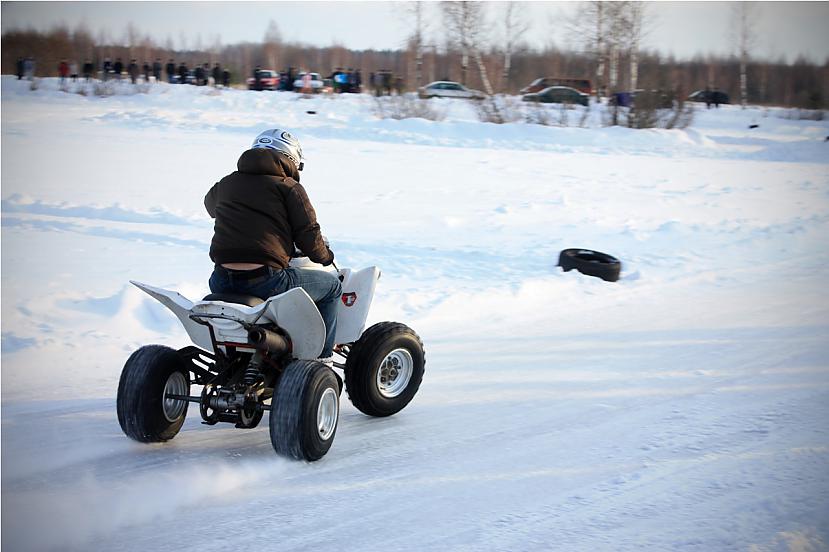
xmin=237 ymin=148 xmax=300 ymax=181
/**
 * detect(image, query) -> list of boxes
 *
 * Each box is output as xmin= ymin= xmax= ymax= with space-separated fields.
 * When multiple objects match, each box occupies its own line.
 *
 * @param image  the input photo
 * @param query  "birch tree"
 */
xmin=604 ymin=1 xmax=629 ymax=91
xmin=441 ymin=1 xmax=493 ymax=94
xmin=406 ymin=2 xmax=429 ymax=89
xmin=567 ymin=1 xmax=607 ymax=99
xmin=502 ymin=2 xmax=531 ymax=92
xmin=732 ymin=2 xmax=758 ymax=108
xmin=625 ymin=1 xmax=646 ymax=91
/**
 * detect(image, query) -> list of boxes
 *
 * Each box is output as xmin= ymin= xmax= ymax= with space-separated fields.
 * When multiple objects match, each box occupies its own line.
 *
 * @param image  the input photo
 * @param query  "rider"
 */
xmin=205 ymin=129 xmax=342 ymax=362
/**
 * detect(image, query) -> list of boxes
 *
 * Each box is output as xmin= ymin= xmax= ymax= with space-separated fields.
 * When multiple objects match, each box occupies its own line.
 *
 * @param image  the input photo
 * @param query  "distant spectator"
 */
xmin=331 ymin=68 xmax=343 ymax=93
xmin=128 ymin=59 xmax=139 ymax=84
xmin=212 ymin=63 xmax=221 ymax=87
xmin=373 ymin=71 xmax=382 ymax=96
xmin=202 ymin=63 xmax=210 ymax=86
xmin=103 ymin=57 xmax=112 ymax=81
xmin=113 ymin=58 xmax=123 ymax=80
xmin=58 ymin=59 xmax=69 ymax=83
xmin=166 ymin=59 xmax=176 ymax=83
xmin=83 ymin=60 xmax=94 ymax=82
xmin=178 ymin=62 xmax=188 ymax=84
xmin=195 ymin=64 xmax=205 ymax=86
xmin=253 ymin=65 xmax=262 ymax=91
xmin=153 ymin=58 xmax=162 ymax=82
xmin=222 ymin=68 xmax=230 ymax=88
xmin=16 ymin=57 xmax=24 ymax=80
xmin=301 ymin=71 xmax=312 ymax=94
xmin=142 ymin=61 xmax=151 ymax=81
xmin=347 ymin=69 xmax=358 ymax=93
xmin=69 ymin=60 xmax=78 ymax=82
xmin=287 ymin=67 xmax=295 ymax=91
xmin=24 ymin=57 xmax=36 ymax=80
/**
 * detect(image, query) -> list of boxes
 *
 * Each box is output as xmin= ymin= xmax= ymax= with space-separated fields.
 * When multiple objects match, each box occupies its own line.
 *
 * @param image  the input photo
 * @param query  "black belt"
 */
xmin=216 ymin=265 xmax=276 ymax=283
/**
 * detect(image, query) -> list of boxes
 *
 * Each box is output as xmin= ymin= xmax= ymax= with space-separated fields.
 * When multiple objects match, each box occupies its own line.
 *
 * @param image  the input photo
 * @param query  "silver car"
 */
xmin=293 ymin=72 xmax=324 ymax=92
xmin=418 ymin=81 xmax=486 ymax=100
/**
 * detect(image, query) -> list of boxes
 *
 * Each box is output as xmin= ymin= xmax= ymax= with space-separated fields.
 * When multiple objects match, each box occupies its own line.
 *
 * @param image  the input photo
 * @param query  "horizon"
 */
xmin=2 ymin=1 xmax=829 ymax=64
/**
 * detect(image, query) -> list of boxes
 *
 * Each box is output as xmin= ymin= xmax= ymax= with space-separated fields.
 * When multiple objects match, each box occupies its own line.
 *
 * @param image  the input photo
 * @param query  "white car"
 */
xmin=417 ymin=81 xmax=486 ymax=100
xmin=293 ymin=72 xmax=324 ymax=92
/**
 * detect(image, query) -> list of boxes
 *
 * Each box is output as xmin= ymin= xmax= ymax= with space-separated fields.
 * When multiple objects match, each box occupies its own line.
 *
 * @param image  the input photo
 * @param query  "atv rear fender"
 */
xmin=130 ymin=281 xmax=326 ymax=359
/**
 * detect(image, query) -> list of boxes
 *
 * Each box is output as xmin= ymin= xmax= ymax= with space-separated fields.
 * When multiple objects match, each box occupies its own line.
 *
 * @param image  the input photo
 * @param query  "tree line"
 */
xmin=1 ymin=8 xmax=826 ymax=109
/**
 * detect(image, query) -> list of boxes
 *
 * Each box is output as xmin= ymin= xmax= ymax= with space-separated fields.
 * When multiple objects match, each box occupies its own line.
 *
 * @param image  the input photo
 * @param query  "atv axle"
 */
xmin=165 ymin=392 xmax=272 ymax=411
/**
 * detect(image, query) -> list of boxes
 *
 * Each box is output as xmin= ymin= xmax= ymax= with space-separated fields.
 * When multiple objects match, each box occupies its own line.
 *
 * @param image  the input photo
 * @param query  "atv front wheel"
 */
xmin=345 ymin=322 xmax=425 ymax=417
xmin=117 ymin=345 xmax=190 ymax=442
xmin=270 ymin=360 xmax=340 ymax=461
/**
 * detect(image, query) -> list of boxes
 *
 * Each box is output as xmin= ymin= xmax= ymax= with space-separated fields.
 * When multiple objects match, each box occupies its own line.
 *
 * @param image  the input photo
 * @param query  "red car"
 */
xmin=247 ymin=69 xmax=280 ymax=91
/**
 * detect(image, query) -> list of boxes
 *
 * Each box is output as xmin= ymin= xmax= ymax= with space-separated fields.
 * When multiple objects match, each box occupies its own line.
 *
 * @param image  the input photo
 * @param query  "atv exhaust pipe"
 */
xmin=247 ymin=327 xmax=290 ymax=356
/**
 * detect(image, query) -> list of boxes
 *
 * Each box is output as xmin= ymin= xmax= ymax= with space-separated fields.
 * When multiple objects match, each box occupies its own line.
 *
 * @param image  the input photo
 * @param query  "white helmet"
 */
xmin=251 ymin=129 xmax=305 ymax=171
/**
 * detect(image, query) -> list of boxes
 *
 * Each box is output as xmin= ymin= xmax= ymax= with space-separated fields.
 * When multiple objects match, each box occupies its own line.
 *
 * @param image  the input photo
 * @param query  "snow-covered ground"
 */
xmin=2 ymin=77 xmax=828 ymax=551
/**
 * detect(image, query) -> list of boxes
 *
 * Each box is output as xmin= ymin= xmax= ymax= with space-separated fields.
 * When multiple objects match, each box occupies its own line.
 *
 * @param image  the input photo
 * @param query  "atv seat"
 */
xmin=202 ymin=293 xmax=264 ymax=307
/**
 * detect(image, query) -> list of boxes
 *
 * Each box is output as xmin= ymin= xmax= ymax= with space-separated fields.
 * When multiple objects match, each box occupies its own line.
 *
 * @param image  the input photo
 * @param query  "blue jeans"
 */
xmin=209 ymin=266 xmax=342 ymax=358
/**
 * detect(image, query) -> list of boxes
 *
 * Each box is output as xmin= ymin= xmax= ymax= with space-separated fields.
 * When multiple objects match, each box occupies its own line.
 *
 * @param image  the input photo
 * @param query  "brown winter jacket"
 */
xmin=205 ymin=148 xmax=333 ymax=269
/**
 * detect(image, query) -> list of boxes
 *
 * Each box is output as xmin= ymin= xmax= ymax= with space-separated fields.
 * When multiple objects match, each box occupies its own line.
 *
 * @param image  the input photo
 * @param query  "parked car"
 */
xmin=522 ymin=86 xmax=589 ymax=106
xmin=688 ymin=89 xmax=730 ymax=105
xmin=293 ymin=72 xmax=324 ymax=92
xmin=417 ymin=81 xmax=486 ymax=100
xmin=247 ymin=69 xmax=280 ymax=91
xmin=520 ymin=77 xmax=592 ymax=95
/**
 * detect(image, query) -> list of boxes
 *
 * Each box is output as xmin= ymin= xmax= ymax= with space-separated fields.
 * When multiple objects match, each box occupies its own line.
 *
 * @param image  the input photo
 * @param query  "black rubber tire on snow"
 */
xmin=345 ymin=322 xmax=425 ymax=417
xmin=117 ymin=345 xmax=190 ymax=443
xmin=558 ymin=248 xmax=622 ymax=282
xmin=270 ymin=360 xmax=340 ymax=461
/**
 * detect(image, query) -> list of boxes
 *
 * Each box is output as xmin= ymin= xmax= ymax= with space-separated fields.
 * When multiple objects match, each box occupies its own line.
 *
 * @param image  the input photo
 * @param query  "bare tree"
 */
xmin=441 ymin=1 xmax=493 ymax=94
xmin=406 ymin=2 xmax=429 ymax=89
xmin=625 ymin=1 xmax=647 ymax=91
xmin=501 ymin=2 xmax=531 ymax=92
xmin=567 ymin=1 xmax=607 ymax=99
xmin=263 ymin=20 xmax=282 ymax=70
xmin=604 ymin=1 xmax=629 ymax=92
xmin=732 ymin=2 xmax=759 ymax=108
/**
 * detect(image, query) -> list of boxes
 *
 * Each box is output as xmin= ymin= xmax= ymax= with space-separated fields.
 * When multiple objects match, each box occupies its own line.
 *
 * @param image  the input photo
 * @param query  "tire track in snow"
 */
xmin=2 ymin=195 xmax=198 ymax=226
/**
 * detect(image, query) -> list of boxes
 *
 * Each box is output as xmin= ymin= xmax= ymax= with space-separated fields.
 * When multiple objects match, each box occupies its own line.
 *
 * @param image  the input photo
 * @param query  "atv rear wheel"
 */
xmin=345 ymin=322 xmax=425 ymax=417
xmin=117 ymin=345 xmax=190 ymax=442
xmin=270 ymin=360 xmax=340 ymax=461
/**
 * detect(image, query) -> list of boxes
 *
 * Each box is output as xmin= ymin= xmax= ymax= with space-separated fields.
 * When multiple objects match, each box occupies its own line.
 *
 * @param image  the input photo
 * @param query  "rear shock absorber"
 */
xmin=244 ymin=350 xmax=264 ymax=386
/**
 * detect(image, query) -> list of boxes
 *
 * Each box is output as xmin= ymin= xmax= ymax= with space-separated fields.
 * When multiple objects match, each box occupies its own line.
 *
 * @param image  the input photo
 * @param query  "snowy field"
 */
xmin=2 ymin=76 xmax=828 ymax=551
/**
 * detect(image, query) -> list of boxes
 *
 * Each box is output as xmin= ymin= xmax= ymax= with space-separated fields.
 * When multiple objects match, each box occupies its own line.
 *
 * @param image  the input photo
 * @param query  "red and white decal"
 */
xmin=341 ymin=292 xmax=357 ymax=307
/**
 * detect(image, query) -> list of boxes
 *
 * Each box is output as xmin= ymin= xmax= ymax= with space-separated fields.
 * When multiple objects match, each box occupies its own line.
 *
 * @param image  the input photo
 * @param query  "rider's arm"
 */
xmin=286 ymin=184 xmax=334 ymax=266
xmin=204 ymin=183 xmax=218 ymax=218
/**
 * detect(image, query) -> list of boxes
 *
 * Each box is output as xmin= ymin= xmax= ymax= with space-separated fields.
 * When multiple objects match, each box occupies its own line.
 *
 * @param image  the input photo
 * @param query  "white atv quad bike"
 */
xmin=116 ymin=257 xmax=425 ymax=461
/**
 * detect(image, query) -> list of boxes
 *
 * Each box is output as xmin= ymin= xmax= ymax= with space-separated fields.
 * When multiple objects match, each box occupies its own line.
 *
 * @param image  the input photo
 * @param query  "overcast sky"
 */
xmin=2 ymin=1 xmax=828 ymax=63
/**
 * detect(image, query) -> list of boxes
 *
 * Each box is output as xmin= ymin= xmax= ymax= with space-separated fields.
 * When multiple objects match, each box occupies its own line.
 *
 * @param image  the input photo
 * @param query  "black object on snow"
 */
xmin=558 ymin=248 xmax=622 ymax=282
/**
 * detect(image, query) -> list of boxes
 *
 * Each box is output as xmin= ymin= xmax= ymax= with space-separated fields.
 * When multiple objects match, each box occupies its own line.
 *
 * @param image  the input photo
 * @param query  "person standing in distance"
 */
xmin=205 ymin=129 xmax=342 ymax=362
